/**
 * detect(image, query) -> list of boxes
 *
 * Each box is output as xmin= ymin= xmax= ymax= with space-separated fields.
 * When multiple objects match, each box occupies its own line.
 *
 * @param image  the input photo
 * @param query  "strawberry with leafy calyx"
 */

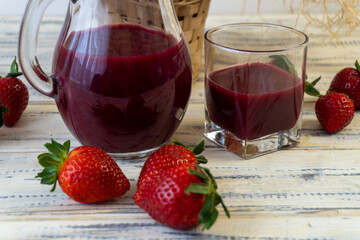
xmin=297 ymin=68 xmax=355 ymax=133
xmin=0 ymin=57 xmax=29 ymax=127
xmin=137 ymin=139 xmax=208 ymax=188
xmin=300 ymin=65 xmax=355 ymax=133
xmin=305 ymin=76 xmax=354 ymax=133
xmin=36 ymin=139 xmax=130 ymax=203
xmin=314 ymin=92 xmax=354 ymax=133
xmin=134 ymin=163 xmax=230 ymax=230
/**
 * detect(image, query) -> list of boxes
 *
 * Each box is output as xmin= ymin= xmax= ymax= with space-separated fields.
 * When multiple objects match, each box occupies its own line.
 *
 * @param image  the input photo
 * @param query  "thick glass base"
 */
xmin=204 ymin=120 xmax=301 ymax=160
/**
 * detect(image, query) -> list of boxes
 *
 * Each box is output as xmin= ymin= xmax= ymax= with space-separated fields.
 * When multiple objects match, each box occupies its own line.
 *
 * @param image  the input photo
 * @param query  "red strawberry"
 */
xmin=328 ymin=60 xmax=360 ymax=109
xmin=137 ymin=140 xmax=207 ymax=188
xmin=0 ymin=57 xmax=29 ymax=127
xmin=36 ymin=139 xmax=130 ymax=203
xmin=305 ymin=77 xmax=355 ymax=133
xmin=315 ymin=92 xmax=354 ymax=133
xmin=134 ymin=163 xmax=230 ymax=230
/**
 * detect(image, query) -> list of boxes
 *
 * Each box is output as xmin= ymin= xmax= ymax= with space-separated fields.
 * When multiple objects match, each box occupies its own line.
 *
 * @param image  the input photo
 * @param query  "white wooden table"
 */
xmin=1 ymin=13 xmax=360 ymax=239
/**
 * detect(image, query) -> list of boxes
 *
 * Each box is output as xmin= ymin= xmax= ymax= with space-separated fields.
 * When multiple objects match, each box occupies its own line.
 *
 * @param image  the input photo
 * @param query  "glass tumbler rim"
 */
xmin=204 ymin=22 xmax=309 ymax=54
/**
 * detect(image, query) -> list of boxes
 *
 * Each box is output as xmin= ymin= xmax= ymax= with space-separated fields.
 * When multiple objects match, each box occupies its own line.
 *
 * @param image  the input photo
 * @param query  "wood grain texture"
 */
xmin=1 ymin=13 xmax=360 ymax=239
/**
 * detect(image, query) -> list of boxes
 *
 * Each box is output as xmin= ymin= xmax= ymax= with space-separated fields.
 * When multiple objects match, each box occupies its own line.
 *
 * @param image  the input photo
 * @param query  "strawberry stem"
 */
xmin=35 ymin=139 xmax=71 ymax=192
xmin=0 ymin=101 xmax=9 ymax=127
xmin=173 ymin=139 xmax=208 ymax=164
xmin=355 ymin=60 xmax=360 ymax=73
xmin=5 ymin=57 xmax=23 ymax=78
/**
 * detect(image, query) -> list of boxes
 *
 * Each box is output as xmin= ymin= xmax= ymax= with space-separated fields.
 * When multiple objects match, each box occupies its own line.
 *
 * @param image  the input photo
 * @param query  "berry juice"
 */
xmin=52 ymin=24 xmax=192 ymax=153
xmin=205 ymin=62 xmax=304 ymax=140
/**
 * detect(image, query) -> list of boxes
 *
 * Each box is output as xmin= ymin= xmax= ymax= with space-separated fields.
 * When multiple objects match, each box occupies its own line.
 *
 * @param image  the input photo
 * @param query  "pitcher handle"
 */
xmin=18 ymin=0 xmax=58 ymax=98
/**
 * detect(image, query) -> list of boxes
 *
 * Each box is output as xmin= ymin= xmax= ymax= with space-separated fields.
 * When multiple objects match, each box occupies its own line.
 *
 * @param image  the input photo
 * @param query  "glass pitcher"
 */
xmin=18 ymin=0 xmax=193 ymax=158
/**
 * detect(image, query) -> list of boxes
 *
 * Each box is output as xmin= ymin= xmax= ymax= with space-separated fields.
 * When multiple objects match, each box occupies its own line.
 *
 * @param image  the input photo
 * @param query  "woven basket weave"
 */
xmin=173 ymin=0 xmax=211 ymax=81
xmin=103 ymin=0 xmax=210 ymax=81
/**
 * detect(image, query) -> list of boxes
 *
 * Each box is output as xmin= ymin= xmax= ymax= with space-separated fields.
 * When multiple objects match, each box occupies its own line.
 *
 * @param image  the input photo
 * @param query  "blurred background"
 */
xmin=0 ymin=0 xmax=294 ymax=16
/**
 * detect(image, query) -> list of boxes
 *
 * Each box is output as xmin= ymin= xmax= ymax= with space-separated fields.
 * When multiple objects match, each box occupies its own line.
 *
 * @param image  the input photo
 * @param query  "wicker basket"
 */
xmin=173 ymin=0 xmax=211 ymax=81
xmin=103 ymin=0 xmax=210 ymax=81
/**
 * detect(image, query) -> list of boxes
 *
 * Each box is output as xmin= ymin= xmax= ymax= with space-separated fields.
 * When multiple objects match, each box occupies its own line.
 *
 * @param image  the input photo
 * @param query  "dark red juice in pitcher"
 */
xmin=52 ymin=24 xmax=192 ymax=153
xmin=205 ymin=62 xmax=304 ymax=140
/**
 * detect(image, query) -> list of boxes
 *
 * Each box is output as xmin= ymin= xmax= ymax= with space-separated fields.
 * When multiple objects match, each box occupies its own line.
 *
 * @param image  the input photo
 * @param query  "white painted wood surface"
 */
xmin=1 ymin=13 xmax=360 ymax=239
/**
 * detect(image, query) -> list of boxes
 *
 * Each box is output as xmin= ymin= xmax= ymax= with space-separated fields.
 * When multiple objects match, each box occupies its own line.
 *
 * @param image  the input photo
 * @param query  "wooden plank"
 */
xmin=1 ymin=215 xmax=360 ymax=239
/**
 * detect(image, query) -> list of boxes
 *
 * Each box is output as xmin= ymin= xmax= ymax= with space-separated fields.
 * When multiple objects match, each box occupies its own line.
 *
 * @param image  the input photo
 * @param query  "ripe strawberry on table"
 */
xmin=134 ymin=163 xmax=230 ymax=230
xmin=0 ymin=57 xmax=29 ymax=127
xmin=328 ymin=60 xmax=360 ymax=109
xmin=36 ymin=139 xmax=130 ymax=203
xmin=137 ymin=139 xmax=207 ymax=188
xmin=315 ymin=92 xmax=354 ymax=133
xmin=306 ymin=78 xmax=354 ymax=133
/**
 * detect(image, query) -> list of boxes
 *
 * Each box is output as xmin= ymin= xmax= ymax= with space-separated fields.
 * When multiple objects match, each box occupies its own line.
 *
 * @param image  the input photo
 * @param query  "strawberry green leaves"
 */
xmin=35 ymin=139 xmax=70 ymax=192
xmin=355 ymin=60 xmax=360 ymax=73
xmin=270 ymin=55 xmax=298 ymax=76
xmin=270 ymin=55 xmax=323 ymax=98
xmin=36 ymin=165 xmax=58 ymax=191
xmin=0 ymin=101 xmax=8 ymax=127
xmin=172 ymin=139 xmax=208 ymax=164
xmin=305 ymin=76 xmax=322 ymax=97
xmin=186 ymin=164 xmax=230 ymax=230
